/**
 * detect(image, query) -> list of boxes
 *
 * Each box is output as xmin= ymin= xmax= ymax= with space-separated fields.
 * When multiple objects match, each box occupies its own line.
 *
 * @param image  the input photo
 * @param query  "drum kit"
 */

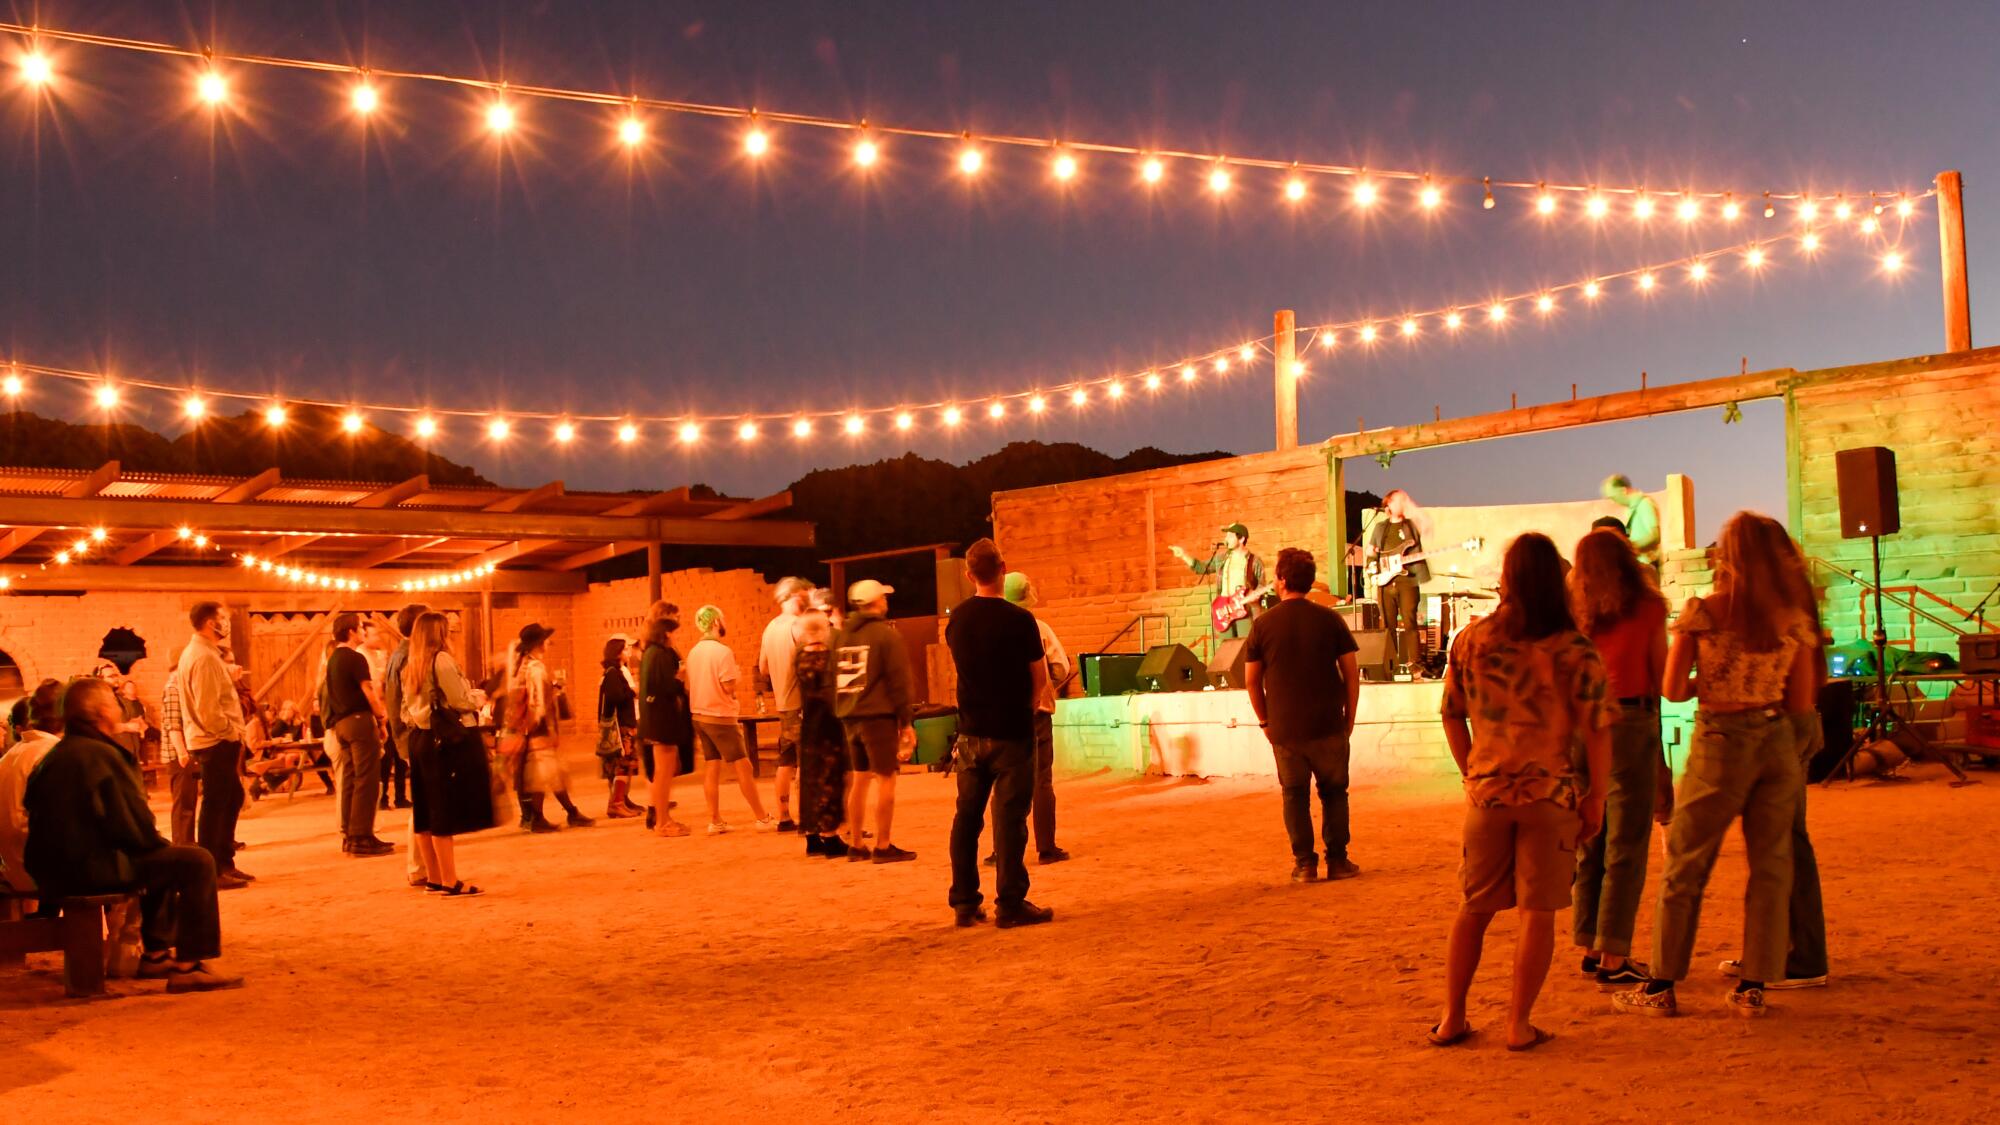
xmin=1420 ymin=583 xmax=1498 ymax=678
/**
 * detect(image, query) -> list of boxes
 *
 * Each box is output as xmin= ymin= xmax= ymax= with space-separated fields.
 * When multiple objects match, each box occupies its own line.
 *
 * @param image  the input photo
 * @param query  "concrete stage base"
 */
xmin=1055 ymin=684 xmax=1461 ymax=784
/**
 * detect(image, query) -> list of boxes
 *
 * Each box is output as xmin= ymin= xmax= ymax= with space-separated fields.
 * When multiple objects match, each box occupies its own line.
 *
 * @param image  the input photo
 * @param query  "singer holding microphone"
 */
xmin=1169 ymin=523 xmax=1268 ymax=639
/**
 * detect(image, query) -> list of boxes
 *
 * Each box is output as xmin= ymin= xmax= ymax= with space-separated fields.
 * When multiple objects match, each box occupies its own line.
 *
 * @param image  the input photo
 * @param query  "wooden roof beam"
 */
xmin=484 ymin=479 xmax=564 ymax=513
xmin=349 ymin=536 xmax=451 ymax=570
xmin=465 ymin=539 xmax=560 ymax=571
xmin=703 ymin=490 xmax=793 ymax=521
xmin=11 ymin=563 xmax=585 ymax=595
xmin=603 ymin=487 xmax=692 ymax=517
xmin=355 ymin=474 xmax=428 ymax=509
xmin=254 ymin=534 xmax=323 ymax=559
xmin=0 ymin=460 xmax=120 ymax=559
xmin=214 ymin=467 xmax=280 ymax=504
xmin=550 ymin=540 xmax=649 ymax=571
xmin=110 ymin=529 xmax=180 ymax=566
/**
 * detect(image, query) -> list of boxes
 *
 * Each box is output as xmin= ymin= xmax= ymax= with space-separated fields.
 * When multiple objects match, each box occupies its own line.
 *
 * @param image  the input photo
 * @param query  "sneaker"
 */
xmin=1612 ymin=984 xmax=1679 ymax=1017
xmin=995 ymin=902 xmax=1056 ymax=929
xmin=222 ymin=868 xmax=257 ymax=882
xmin=526 ymin=818 xmax=561 ymax=834
xmin=871 ymin=845 xmax=917 ymax=864
xmin=1595 ymin=960 xmax=1653 ymax=988
xmin=1290 ymin=863 xmax=1320 ymax=883
xmin=776 ymin=819 xmax=798 ymax=833
xmin=1325 ymin=859 xmax=1362 ymax=881
xmin=753 ymin=817 xmax=780 ymax=832
xmin=954 ymin=905 xmax=988 ymax=928
xmin=846 ymin=845 xmax=873 ymax=862
xmin=348 ymin=838 xmax=395 ymax=857
xmin=1726 ymin=986 xmax=1768 ymax=1017
xmin=819 ymin=837 xmax=850 ymax=859
xmin=1038 ymin=848 xmax=1071 ymax=864
xmin=1581 ymin=955 xmax=1601 ymax=976
xmin=706 ymin=821 xmax=730 ymax=836
xmin=165 ymin=962 xmax=245 ymax=994
xmin=217 ymin=871 xmax=251 ymax=889
xmin=1718 ymin=960 xmax=1827 ymax=990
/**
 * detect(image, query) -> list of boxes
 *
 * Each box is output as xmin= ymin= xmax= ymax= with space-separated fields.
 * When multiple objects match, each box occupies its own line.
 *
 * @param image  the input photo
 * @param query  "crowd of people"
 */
xmin=2 ymin=510 xmax=1835 ymax=1031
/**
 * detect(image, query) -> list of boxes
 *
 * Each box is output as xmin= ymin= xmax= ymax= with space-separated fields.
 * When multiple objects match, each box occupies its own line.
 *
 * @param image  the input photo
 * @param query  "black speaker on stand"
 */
xmin=1832 ymin=446 xmax=1899 ymax=779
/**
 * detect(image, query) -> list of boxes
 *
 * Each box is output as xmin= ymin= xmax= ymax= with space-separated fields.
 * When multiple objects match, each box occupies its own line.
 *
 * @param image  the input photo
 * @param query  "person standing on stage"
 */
xmin=1602 ymin=475 xmax=1663 ymax=569
xmin=1244 ymin=547 xmax=1363 ymax=883
xmin=1365 ymin=490 xmax=1432 ymax=678
xmin=757 ymin=577 xmax=813 ymax=832
xmin=946 ymin=540 xmax=1054 ymax=928
xmin=1567 ymin=529 xmax=1670 ymax=987
xmin=1169 ymin=523 xmax=1267 ymax=639
xmin=1002 ymin=571 xmax=1071 ymax=864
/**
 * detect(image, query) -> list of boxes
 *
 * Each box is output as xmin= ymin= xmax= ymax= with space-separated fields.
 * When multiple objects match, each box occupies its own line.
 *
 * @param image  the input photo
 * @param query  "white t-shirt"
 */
xmin=759 ymin=611 xmax=805 ymax=712
xmin=686 ymin=637 xmax=740 ymax=720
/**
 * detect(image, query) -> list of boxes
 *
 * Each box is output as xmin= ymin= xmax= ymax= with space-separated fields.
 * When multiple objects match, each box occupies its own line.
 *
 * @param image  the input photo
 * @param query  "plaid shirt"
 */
xmin=159 ymin=671 xmax=187 ymax=759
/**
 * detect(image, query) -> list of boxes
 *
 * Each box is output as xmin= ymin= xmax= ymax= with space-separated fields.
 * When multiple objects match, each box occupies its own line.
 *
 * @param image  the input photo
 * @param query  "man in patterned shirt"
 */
xmin=158 ymin=649 xmax=197 ymax=846
xmin=1430 ymin=533 xmax=1612 ymax=1053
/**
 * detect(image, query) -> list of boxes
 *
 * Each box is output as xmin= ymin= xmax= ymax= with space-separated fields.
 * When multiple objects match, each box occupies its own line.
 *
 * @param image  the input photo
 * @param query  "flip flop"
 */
xmin=1506 ymin=1027 xmax=1556 ymax=1052
xmin=1427 ymin=1023 xmax=1476 ymax=1047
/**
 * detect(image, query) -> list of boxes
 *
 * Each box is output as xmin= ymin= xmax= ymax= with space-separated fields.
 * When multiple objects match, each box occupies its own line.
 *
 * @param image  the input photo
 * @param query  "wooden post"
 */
xmin=1937 ymin=170 xmax=1972 ymax=352
xmin=1327 ymin=455 xmax=1348 ymax=597
xmin=645 ymin=542 xmax=663 ymax=604
xmin=1273 ymin=309 xmax=1298 ymax=451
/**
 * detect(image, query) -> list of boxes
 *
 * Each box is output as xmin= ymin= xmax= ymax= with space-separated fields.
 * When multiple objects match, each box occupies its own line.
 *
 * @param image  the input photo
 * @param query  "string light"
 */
xmin=1535 ymin=188 xmax=1556 ymax=215
xmin=554 ymin=421 xmax=576 ymax=443
xmin=843 ymin=414 xmax=864 ymax=434
xmin=1052 ymin=152 xmax=1078 ymax=182
xmin=1284 ymin=177 xmax=1306 ymax=202
xmin=957 ymin=142 xmax=984 ymax=176
xmin=1487 ymin=302 xmax=1508 ymax=322
xmin=618 ymin=115 xmax=645 ymax=147
xmin=1677 ymin=198 xmax=1699 ymax=222
xmin=1214 ymin=356 xmax=1230 ymax=372
xmin=1399 ymin=317 xmax=1418 ymax=337
xmin=616 ymin=422 xmax=638 ymax=443
xmin=1637 ymin=272 xmax=1656 ymax=291
xmin=894 ymin=412 xmax=914 ymax=430
xmin=1237 ymin=344 xmax=1255 ymax=362
xmin=486 ymin=417 xmax=510 ymax=441
xmin=1419 ymin=180 xmax=1442 ymax=209
xmin=1535 ymin=294 xmax=1555 ymax=313
xmin=1143 ymin=373 xmax=1162 ymax=392
xmin=737 ymin=420 xmax=758 ymax=440
xmin=351 ymin=81 xmax=378 ymax=115
xmin=853 ymin=136 xmax=879 ymax=167
xmin=1882 ymin=251 xmax=1904 ymax=272
xmin=1585 ymin=194 xmax=1608 ymax=219
xmin=94 ymin=384 xmax=118 ymax=409
xmin=1106 ymin=381 xmax=1124 ymax=400
xmin=941 ymin=406 xmax=962 ymax=426
xmin=1745 ymin=246 xmax=1765 ymax=269
xmin=1316 ymin=331 xmax=1335 ymax=349
xmin=1140 ymin=158 xmax=1164 ymax=184
xmin=20 ymin=50 xmax=51 ymax=86
xmin=1444 ymin=310 xmax=1464 ymax=330
xmin=793 ymin=417 xmax=813 ymax=437
xmin=1722 ymin=197 xmax=1741 ymax=221
xmin=1582 ymin=281 xmax=1601 ymax=300
xmin=1688 ymin=261 xmax=1708 ymax=282
xmin=743 ymin=126 xmax=769 ymax=157
xmin=1180 ymin=364 xmax=1199 ymax=381
xmin=679 ymin=421 xmax=701 ymax=443
xmin=1358 ymin=324 xmax=1378 ymax=343
xmin=342 ymin=411 xmax=365 ymax=434
xmin=414 ymin=415 xmax=438 ymax=439
xmin=183 ymin=395 xmax=206 ymax=419
xmin=1027 ymin=395 xmax=1046 ymax=413
xmin=196 ymin=69 xmax=227 ymax=107
xmin=263 ymin=404 xmax=287 ymax=427
xmin=1834 ymin=198 xmax=1852 ymax=221
xmin=485 ymin=101 xmax=514 ymax=134
xmin=1633 ymin=194 xmax=1654 ymax=220
xmin=1 ymin=372 xmax=21 ymax=397
xmin=1897 ymin=198 xmax=1915 ymax=218
xmin=1859 ymin=216 xmax=1879 ymax=235
xmin=1207 ymin=165 xmax=1231 ymax=194
xmin=1353 ymin=180 xmax=1377 ymax=208
xmin=1801 ymin=232 xmax=1821 ymax=253
xmin=1798 ymin=199 xmax=1818 ymax=222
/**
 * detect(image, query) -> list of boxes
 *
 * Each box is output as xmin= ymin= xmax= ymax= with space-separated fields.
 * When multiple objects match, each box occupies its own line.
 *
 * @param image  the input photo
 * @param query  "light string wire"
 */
xmin=29 ymin=519 xmax=500 ymax=591
xmin=0 ymin=19 xmax=1919 ymax=207
xmin=1 ymin=213 xmax=1930 ymax=442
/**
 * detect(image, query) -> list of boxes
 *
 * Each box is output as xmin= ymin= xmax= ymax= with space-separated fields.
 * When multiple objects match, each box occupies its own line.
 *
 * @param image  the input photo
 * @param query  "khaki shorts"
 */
xmin=694 ymin=720 xmax=747 ymax=763
xmin=776 ymin=708 xmax=802 ymax=768
xmin=1459 ymin=799 xmax=1580 ymax=913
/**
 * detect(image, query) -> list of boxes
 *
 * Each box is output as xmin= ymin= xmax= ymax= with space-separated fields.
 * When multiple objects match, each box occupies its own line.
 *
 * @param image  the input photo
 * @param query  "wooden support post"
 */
xmin=1273 ymin=309 xmax=1298 ymax=451
xmin=1937 ymin=170 xmax=1972 ymax=352
xmin=645 ymin=542 xmax=663 ymax=605
xmin=1327 ymin=455 xmax=1348 ymax=597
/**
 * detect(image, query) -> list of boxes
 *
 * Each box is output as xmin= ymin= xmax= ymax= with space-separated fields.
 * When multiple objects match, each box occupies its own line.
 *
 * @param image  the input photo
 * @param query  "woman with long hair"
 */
xmin=1614 ymin=512 xmax=1817 ymax=1019
xmin=1434 ymin=533 xmax=1611 ymax=1052
xmin=597 ymin=636 xmax=645 ymax=819
xmin=637 ymin=614 xmax=693 ymax=837
xmin=1566 ymin=528 xmax=1671 ymax=986
xmin=509 ymin=624 xmax=593 ymax=833
xmin=400 ymin=611 xmax=493 ymax=897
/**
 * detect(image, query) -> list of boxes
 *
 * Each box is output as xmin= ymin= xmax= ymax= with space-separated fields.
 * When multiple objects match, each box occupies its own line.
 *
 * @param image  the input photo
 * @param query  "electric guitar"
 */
xmin=1366 ymin=537 xmax=1484 ymax=588
xmin=1210 ymin=583 xmax=1275 ymax=633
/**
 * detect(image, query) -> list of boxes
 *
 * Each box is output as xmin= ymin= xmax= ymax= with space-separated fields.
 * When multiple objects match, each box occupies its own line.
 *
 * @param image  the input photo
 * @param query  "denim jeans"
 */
xmin=1572 ymin=705 xmax=1661 ymax=956
xmin=332 ymin=714 xmax=383 ymax=840
xmin=949 ymin=735 xmax=1034 ymax=910
xmin=168 ymin=754 xmax=202 ymax=847
xmin=1652 ymin=709 xmax=1801 ymax=982
xmin=1032 ymin=711 xmax=1058 ymax=854
xmin=193 ymin=740 xmax=243 ymax=871
xmin=1271 ymin=734 xmax=1351 ymax=868
xmin=1785 ymin=712 xmax=1829 ymax=978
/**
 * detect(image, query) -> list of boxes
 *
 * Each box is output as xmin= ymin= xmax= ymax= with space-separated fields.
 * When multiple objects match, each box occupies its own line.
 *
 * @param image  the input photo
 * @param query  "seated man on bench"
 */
xmin=24 ymin=677 xmax=242 ymax=993
xmin=1 ymin=679 xmax=65 ymax=895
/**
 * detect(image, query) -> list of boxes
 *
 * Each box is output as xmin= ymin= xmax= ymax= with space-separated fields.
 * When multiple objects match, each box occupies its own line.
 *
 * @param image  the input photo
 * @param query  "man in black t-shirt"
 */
xmin=1244 ymin=548 xmax=1363 ymax=883
xmin=325 ymin=613 xmax=392 ymax=857
xmin=943 ymin=538 xmax=1054 ymax=929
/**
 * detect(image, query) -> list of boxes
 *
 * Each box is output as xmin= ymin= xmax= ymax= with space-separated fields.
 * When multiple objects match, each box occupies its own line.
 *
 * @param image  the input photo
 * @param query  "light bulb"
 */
xmin=21 ymin=53 xmax=52 ymax=87
xmin=617 ymin=423 xmax=638 ymax=443
xmin=942 ymin=406 xmax=963 ymax=426
xmin=1586 ymin=195 xmax=1608 ymax=219
xmin=1358 ymin=324 xmax=1377 ymax=343
xmin=1207 ymin=166 xmax=1231 ymax=194
xmin=1354 ymin=180 xmax=1377 ymax=207
xmin=1400 ymin=318 xmax=1418 ymax=337
xmin=1896 ymin=199 xmax=1914 ymax=218
xmin=987 ymin=401 xmax=1005 ymax=418
xmin=1582 ymin=281 xmax=1601 ymax=300
xmin=1284 ymin=177 xmax=1306 ymax=202
xmin=1141 ymin=158 xmax=1164 ymax=184
xmin=792 ymin=418 xmax=812 ymax=437
xmin=1859 ymin=216 xmax=1879 ymax=235
xmin=264 ymin=405 xmax=287 ymax=428
xmin=352 ymin=83 xmax=379 ymax=114
xmin=1214 ymin=356 xmax=1230 ymax=372
xmin=414 ymin=416 xmax=437 ymax=439
xmin=1798 ymin=199 xmax=1818 ymax=221
xmin=91 ymin=527 xmax=107 ymax=543
xmin=1688 ymin=261 xmax=1708 ymax=281
xmin=1444 ymin=310 xmax=1465 ymax=330
xmin=1419 ymin=184 xmax=1442 ymax=209
xmin=744 ymin=128 xmax=769 ymax=156
xmin=1722 ymin=199 xmax=1742 ymax=221
xmin=1638 ymin=272 xmax=1656 ymax=290
xmin=1239 ymin=345 xmax=1255 ymax=362
xmin=1801 ymin=232 xmax=1821 ymax=253
xmin=678 ymin=422 xmax=701 ymax=443
xmin=94 ymin=385 xmax=119 ymax=409
xmin=1634 ymin=196 xmax=1655 ymax=219
xmin=183 ymin=396 xmax=206 ymax=419
xmin=1288 ymin=361 xmax=1305 ymax=378
xmin=485 ymin=102 xmax=514 ymax=134
xmin=844 ymin=414 xmax=865 ymax=434
xmin=958 ymin=147 xmax=983 ymax=175
xmin=486 ymin=418 xmax=510 ymax=440
xmin=1882 ymin=251 xmax=1904 ymax=272
xmin=1834 ymin=200 xmax=1852 ymax=220
xmin=1181 ymin=363 xmax=1200 ymax=380
xmin=197 ymin=71 xmax=227 ymax=106
xmin=894 ymin=411 xmax=914 ymax=430
xmin=1317 ymin=331 xmax=1336 ymax=349
xmin=342 ymin=411 xmax=364 ymax=434
xmin=1536 ymin=294 xmax=1555 ymax=313
xmin=737 ymin=421 xmax=758 ymax=440
xmin=1535 ymin=192 xmax=1556 ymax=215
xmin=1487 ymin=302 xmax=1507 ymax=322
xmin=1069 ymin=389 xmax=1088 ymax=406
xmin=554 ymin=421 xmax=576 ymax=443
xmin=853 ymin=138 xmax=878 ymax=167
xmin=1745 ymin=247 xmax=1765 ymax=269
xmin=1106 ymin=381 xmax=1125 ymax=400
xmin=1144 ymin=373 xmax=1162 ymax=391
xmin=618 ymin=116 xmax=645 ymax=146
xmin=1053 ymin=153 xmax=1078 ymax=181
xmin=1027 ymin=396 xmax=1046 ymax=414
xmin=1 ymin=374 xmax=20 ymax=396
xmin=1677 ymin=198 xmax=1698 ymax=221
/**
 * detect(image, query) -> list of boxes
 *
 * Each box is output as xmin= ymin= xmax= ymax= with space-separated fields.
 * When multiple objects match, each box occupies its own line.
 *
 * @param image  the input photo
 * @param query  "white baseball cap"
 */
xmin=847 ymin=579 xmax=895 ymax=608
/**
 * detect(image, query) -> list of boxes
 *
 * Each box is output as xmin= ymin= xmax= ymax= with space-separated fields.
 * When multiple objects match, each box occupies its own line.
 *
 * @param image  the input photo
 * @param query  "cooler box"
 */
xmin=912 ymin=707 xmax=958 ymax=766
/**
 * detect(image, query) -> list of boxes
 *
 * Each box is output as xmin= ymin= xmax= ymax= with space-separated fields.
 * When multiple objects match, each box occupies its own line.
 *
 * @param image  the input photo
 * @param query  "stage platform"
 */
xmin=1054 ymin=684 xmax=1462 ymax=784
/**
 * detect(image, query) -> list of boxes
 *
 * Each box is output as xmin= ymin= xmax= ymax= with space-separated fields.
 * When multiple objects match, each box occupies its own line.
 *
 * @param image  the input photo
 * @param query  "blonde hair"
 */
xmin=402 ymin=612 xmax=451 ymax=703
xmin=1712 ymin=512 xmax=1796 ymax=652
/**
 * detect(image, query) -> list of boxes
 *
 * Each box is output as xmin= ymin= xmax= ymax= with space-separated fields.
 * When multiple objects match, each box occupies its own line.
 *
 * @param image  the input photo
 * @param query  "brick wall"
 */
xmin=0 ymin=590 xmax=198 ymax=707
xmin=1791 ymin=350 xmax=2000 ymax=652
xmin=568 ymin=568 xmax=778 ymax=710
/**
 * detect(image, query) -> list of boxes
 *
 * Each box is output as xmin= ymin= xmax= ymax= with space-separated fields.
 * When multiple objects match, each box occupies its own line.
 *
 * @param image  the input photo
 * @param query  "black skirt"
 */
xmin=409 ymin=725 xmax=497 ymax=838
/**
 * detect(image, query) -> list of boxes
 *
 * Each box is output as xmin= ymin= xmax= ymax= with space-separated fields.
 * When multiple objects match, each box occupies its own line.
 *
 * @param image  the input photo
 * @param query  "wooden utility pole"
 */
xmin=1937 ymin=170 xmax=1972 ymax=352
xmin=1273 ymin=309 xmax=1298 ymax=450
xmin=646 ymin=542 xmax=663 ymax=605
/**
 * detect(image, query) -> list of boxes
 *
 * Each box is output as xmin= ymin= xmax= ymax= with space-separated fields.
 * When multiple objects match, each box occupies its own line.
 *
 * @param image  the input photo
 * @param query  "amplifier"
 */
xmin=1081 ymin=653 xmax=1146 ymax=697
xmin=1332 ymin=601 xmax=1381 ymax=631
xmin=1960 ymin=633 xmax=2000 ymax=675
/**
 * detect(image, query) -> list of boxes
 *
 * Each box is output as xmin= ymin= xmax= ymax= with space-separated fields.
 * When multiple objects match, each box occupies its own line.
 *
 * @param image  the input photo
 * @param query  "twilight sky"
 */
xmin=3 ymin=0 xmax=1994 ymax=543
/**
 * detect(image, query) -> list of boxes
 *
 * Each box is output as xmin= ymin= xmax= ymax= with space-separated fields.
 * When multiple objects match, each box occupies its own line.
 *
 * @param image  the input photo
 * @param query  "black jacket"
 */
xmin=637 ymin=642 xmax=694 ymax=748
xmin=23 ymin=724 xmax=167 ymax=897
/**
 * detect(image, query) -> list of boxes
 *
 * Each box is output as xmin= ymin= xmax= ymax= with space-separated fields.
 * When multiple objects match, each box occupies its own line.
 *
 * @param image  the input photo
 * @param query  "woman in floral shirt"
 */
xmin=1432 ymin=533 xmax=1611 ymax=1052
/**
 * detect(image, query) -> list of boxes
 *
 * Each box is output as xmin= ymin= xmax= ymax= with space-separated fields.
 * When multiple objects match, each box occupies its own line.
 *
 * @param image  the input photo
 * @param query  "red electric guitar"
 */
xmin=1210 ymin=583 xmax=1275 ymax=633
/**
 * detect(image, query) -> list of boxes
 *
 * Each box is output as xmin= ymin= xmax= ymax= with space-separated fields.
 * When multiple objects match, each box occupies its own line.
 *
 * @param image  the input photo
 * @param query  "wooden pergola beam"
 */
xmin=0 ymin=495 xmax=814 ymax=547
xmin=214 ymin=468 xmax=280 ymax=504
xmin=0 ymin=460 xmax=121 ymax=560
xmin=349 ymin=536 xmax=451 ymax=569
xmin=464 ymin=539 xmax=559 ymax=570
xmin=255 ymin=534 xmax=323 ymax=559
xmin=11 ymin=563 xmax=586 ymax=595
xmin=355 ymin=474 xmax=428 ymax=509
xmin=483 ymin=479 xmax=564 ymax=513
xmin=604 ymin=487 xmax=692 ymax=517
xmin=551 ymin=540 xmax=648 ymax=571
xmin=110 ymin=530 xmax=179 ymax=566
xmin=703 ymin=490 xmax=793 ymax=521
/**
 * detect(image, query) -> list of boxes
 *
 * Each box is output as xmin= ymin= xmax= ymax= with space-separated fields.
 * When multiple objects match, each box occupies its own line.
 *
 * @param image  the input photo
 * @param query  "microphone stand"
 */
xmin=1967 ymin=578 xmax=2000 ymax=632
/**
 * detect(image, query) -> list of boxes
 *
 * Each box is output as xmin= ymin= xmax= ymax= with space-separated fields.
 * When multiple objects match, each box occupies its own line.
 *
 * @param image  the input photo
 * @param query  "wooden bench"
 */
xmin=0 ymin=889 xmax=136 ymax=998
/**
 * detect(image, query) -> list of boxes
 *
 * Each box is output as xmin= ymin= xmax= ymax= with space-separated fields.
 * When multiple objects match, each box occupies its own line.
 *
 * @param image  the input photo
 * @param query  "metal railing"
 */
xmin=1064 ymin=611 xmax=1171 ymax=695
xmin=1805 ymin=555 xmax=1976 ymax=647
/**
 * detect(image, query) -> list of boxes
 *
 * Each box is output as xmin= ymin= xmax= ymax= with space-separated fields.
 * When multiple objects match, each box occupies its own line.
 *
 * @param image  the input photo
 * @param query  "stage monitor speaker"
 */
xmin=1209 ymin=637 xmax=1251 ymax=689
xmin=1353 ymin=629 xmax=1393 ymax=682
xmin=1960 ymin=633 xmax=2000 ymax=675
xmin=1333 ymin=601 xmax=1381 ymax=631
xmin=1835 ymin=446 xmax=1900 ymax=539
xmin=1136 ymin=644 xmax=1208 ymax=693
xmin=1081 ymin=652 xmax=1146 ymax=697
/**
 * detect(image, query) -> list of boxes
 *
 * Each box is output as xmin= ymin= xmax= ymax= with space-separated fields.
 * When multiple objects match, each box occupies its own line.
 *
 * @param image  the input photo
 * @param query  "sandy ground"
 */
xmin=4 ymin=741 xmax=1998 ymax=1124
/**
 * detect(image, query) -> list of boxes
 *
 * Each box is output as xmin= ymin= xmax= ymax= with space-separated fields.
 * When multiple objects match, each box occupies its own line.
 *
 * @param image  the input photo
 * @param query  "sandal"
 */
xmin=1506 ymin=1027 xmax=1556 ymax=1052
xmin=435 ymin=881 xmax=484 ymax=899
xmin=1426 ymin=1023 xmax=1477 ymax=1047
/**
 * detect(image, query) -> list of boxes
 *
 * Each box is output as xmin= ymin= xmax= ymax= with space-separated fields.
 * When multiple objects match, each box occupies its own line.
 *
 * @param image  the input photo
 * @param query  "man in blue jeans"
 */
xmin=944 ymin=538 xmax=1054 ymax=929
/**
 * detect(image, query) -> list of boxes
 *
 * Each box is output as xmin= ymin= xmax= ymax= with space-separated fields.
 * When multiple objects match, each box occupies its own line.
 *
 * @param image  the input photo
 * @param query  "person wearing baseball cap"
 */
xmin=998 ymin=572 xmax=1071 ymax=864
xmin=687 ymin=606 xmax=776 ymax=834
xmin=833 ymin=579 xmax=917 ymax=864
xmin=1167 ymin=522 xmax=1269 ymax=640
xmin=757 ymin=579 xmax=813 ymax=832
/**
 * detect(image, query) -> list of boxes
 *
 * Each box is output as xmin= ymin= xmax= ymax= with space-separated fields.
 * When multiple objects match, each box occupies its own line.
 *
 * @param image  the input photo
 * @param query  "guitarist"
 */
xmin=1365 ymin=490 xmax=1432 ymax=677
xmin=1170 ymin=523 xmax=1267 ymax=639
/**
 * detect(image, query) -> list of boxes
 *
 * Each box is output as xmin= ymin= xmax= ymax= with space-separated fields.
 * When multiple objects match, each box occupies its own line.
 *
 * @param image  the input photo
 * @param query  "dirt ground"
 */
xmin=4 ymin=742 xmax=1997 ymax=1124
